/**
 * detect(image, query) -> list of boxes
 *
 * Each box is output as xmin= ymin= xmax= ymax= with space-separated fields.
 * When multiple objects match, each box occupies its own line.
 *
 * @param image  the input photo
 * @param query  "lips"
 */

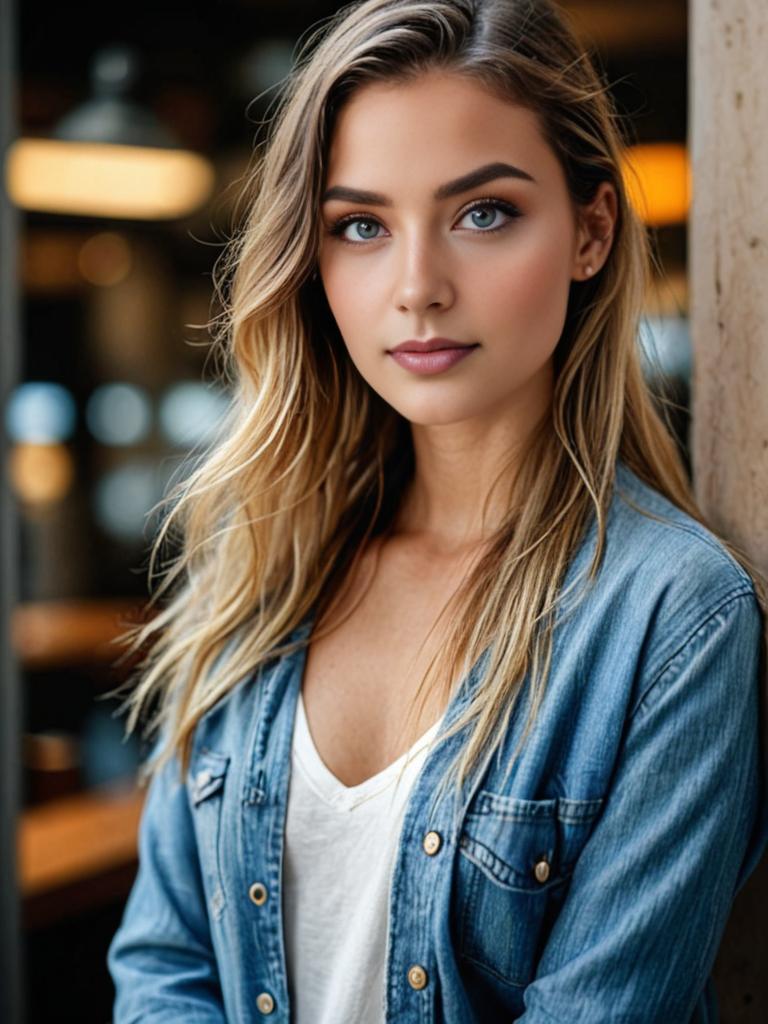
xmin=389 ymin=337 xmax=477 ymax=353
xmin=387 ymin=344 xmax=479 ymax=375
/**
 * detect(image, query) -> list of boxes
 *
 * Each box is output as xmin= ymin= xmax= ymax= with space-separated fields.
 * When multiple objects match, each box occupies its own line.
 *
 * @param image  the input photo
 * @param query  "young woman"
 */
xmin=107 ymin=0 xmax=768 ymax=1021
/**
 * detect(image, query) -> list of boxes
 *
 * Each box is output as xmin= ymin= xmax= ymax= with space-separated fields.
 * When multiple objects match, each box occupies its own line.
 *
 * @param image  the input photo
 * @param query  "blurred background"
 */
xmin=2 ymin=0 xmax=691 ymax=1020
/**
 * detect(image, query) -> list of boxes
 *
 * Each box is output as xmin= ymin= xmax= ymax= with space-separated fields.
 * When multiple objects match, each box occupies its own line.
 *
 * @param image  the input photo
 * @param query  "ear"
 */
xmin=572 ymin=181 xmax=618 ymax=282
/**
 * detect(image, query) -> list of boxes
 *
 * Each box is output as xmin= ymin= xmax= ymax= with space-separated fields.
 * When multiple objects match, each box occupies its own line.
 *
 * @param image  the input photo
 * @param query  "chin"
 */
xmin=385 ymin=396 xmax=485 ymax=427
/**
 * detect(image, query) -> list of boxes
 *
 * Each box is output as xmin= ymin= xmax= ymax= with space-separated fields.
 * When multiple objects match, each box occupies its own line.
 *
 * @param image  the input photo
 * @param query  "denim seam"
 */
xmin=631 ymin=588 xmax=756 ymax=720
xmin=616 ymin=487 xmax=756 ymax=587
xmin=459 ymin=948 xmax=527 ymax=990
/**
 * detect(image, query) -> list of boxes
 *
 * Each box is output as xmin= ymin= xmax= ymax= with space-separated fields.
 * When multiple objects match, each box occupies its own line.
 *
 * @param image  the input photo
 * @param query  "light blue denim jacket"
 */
xmin=107 ymin=460 xmax=768 ymax=1023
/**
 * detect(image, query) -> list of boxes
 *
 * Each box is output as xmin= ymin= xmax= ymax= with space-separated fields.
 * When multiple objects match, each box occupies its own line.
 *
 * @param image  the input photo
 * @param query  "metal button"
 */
xmin=534 ymin=858 xmax=550 ymax=883
xmin=249 ymin=881 xmax=268 ymax=905
xmin=256 ymin=992 xmax=275 ymax=1014
xmin=422 ymin=831 xmax=442 ymax=856
xmin=407 ymin=964 xmax=428 ymax=990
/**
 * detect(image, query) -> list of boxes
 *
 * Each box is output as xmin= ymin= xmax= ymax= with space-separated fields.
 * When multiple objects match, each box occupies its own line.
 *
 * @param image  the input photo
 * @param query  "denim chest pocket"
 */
xmin=456 ymin=790 xmax=604 ymax=989
xmin=188 ymin=748 xmax=231 ymax=906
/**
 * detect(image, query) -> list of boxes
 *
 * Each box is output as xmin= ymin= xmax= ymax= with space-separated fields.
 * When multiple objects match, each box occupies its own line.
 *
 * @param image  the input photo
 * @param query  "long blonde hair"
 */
xmin=112 ymin=0 xmax=766 ymax=817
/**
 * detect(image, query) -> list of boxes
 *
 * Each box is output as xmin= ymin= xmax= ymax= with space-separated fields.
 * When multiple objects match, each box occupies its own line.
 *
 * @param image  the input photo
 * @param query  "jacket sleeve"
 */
xmin=107 ymin=740 xmax=227 ymax=1023
xmin=519 ymin=589 xmax=768 ymax=1023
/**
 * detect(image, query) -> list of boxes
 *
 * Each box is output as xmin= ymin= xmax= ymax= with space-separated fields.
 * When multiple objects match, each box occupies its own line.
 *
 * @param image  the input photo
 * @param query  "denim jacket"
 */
xmin=107 ymin=460 xmax=768 ymax=1023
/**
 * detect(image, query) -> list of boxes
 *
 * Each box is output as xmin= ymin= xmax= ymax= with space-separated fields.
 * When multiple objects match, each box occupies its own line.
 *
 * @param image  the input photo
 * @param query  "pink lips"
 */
xmin=389 ymin=348 xmax=477 ymax=374
xmin=387 ymin=338 xmax=479 ymax=376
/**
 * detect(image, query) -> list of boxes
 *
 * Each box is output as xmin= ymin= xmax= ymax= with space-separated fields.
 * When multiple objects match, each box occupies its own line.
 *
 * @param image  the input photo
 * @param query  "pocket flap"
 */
xmin=460 ymin=790 xmax=605 ymax=890
xmin=461 ymin=791 xmax=560 ymax=890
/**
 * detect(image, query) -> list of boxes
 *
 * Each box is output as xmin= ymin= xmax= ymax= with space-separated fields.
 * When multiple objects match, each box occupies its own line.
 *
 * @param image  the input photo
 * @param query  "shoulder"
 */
xmin=608 ymin=459 xmax=756 ymax=601
xmin=561 ymin=459 xmax=762 ymax=693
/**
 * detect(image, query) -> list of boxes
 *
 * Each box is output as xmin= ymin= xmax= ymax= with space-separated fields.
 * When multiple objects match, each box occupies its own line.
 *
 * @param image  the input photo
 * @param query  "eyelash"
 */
xmin=326 ymin=196 xmax=522 ymax=246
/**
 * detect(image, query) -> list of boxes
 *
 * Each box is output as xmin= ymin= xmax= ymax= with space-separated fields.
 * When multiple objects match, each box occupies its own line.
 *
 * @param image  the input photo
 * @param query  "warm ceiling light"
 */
xmin=4 ymin=45 xmax=215 ymax=221
xmin=5 ymin=138 xmax=214 ymax=220
xmin=622 ymin=143 xmax=690 ymax=227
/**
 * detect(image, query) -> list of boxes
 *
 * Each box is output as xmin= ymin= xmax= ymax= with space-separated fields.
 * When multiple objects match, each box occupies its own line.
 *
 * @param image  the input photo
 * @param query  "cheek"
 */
xmin=319 ymin=260 xmax=383 ymax=356
xmin=471 ymin=234 xmax=572 ymax=349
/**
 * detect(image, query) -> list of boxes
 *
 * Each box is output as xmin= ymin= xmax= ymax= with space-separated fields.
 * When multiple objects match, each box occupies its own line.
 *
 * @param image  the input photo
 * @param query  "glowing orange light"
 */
xmin=622 ymin=143 xmax=690 ymax=227
xmin=9 ymin=443 xmax=75 ymax=506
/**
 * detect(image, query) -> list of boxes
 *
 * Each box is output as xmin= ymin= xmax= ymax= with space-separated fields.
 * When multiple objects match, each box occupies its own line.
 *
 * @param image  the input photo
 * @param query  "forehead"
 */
xmin=324 ymin=71 xmax=560 ymax=192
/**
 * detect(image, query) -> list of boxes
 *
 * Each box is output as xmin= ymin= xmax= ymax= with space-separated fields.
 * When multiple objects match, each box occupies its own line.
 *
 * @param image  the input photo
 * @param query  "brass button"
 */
xmin=249 ymin=881 xmax=268 ymax=905
xmin=534 ymin=858 xmax=550 ymax=883
xmin=256 ymin=991 xmax=275 ymax=1014
xmin=407 ymin=964 xmax=428 ymax=990
xmin=422 ymin=830 xmax=442 ymax=855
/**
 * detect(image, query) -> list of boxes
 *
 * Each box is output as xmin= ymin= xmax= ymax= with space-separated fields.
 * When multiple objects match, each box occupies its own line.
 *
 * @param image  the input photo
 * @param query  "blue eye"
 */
xmin=327 ymin=197 xmax=521 ymax=245
xmin=335 ymin=218 xmax=384 ymax=243
xmin=458 ymin=201 xmax=519 ymax=231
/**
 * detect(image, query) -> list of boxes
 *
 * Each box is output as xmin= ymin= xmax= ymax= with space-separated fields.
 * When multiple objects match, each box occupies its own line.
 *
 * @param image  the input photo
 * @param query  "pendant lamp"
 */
xmin=5 ymin=46 xmax=215 ymax=220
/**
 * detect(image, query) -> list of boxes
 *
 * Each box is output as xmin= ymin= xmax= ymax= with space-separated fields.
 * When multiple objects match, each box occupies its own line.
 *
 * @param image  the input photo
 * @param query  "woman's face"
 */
xmin=317 ymin=71 xmax=609 ymax=428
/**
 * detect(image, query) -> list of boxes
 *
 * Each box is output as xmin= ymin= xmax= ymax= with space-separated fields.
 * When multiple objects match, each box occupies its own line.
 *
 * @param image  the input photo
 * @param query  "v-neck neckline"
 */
xmin=293 ymin=688 xmax=445 ymax=811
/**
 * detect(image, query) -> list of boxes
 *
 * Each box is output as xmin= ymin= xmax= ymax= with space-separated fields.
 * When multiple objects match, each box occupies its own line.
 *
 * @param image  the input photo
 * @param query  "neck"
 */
xmin=392 ymin=406 xmax=550 ymax=555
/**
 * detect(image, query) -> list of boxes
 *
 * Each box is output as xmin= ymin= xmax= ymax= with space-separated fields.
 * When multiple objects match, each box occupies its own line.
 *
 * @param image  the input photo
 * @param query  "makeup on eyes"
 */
xmin=325 ymin=196 xmax=523 ymax=245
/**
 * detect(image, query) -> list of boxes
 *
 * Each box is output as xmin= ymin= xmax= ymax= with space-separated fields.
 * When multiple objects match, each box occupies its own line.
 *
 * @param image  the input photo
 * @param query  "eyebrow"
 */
xmin=321 ymin=161 xmax=537 ymax=206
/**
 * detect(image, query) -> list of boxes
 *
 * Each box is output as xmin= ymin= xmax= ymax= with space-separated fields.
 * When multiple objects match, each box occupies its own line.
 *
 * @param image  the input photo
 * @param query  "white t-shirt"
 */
xmin=282 ymin=690 xmax=444 ymax=1023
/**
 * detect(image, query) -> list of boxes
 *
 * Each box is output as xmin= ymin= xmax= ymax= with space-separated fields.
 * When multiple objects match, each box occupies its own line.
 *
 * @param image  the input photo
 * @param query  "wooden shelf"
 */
xmin=12 ymin=598 xmax=148 ymax=670
xmin=19 ymin=783 xmax=145 ymax=928
xmin=13 ymin=599 xmax=156 ymax=927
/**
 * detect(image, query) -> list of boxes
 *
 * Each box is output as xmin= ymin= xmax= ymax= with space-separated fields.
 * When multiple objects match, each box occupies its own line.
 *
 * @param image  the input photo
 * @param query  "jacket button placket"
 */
xmin=385 ymin=812 xmax=447 ymax=1018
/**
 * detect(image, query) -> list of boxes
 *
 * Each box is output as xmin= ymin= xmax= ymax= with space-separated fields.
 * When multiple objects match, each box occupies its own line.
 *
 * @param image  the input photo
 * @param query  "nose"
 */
xmin=392 ymin=235 xmax=455 ymax=316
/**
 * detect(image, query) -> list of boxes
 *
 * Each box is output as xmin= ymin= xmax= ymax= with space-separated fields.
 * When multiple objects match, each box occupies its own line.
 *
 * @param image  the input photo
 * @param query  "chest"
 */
xmin=192 ymin=626 xmax=612 ymax=1020
xmin=188 ymin=583 xmax=642 ymax=1017
xmin=300 ymin=539 xmax=473 ymax=787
